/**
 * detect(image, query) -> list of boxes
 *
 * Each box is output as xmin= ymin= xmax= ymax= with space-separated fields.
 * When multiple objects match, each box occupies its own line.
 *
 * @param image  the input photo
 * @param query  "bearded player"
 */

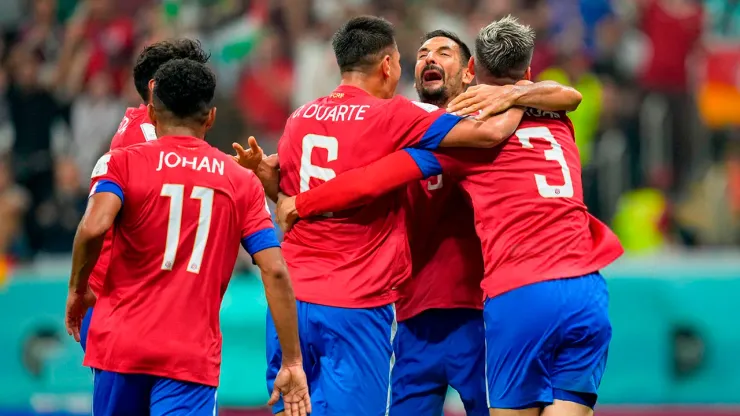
xmin=78 ymin=39 xmax=210 ymax=352
xmin=278 ymin=16 xmax=623 ymax=416
xmin=390 ymin=30 xmax=486 ymax=415
xmin=237 ymin=15 xmax=584 ymax=416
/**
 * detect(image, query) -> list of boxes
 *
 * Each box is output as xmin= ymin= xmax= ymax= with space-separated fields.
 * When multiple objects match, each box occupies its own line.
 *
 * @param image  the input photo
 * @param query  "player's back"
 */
xmin=445 ymin=109 xmax=623 ymax=298
xmin=88 ymin=105 xmax=156 ymax=296
xmin=278 ymin=86 xmax=421 ymax=308
xmin=85 ymin=135 xmax=251 ymax=386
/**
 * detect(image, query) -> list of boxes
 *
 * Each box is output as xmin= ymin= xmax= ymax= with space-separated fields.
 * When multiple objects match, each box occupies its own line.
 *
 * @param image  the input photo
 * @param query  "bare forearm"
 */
xmin=263 ymin=266 xmax=302 ymax=364
xmin=512 ymin=81 xmax=582 ymax=112
xmin=256 ymin=161 xmax=280 ymax=203
xmin=69 ymin=225 xmax=105 ymax=294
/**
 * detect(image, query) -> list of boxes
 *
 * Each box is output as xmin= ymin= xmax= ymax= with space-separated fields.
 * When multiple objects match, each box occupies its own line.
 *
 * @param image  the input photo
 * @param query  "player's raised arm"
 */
xmin=447 ymin=81 xmax=582 ymax=120
xmin=275 ymin=107 xmax=524 ymax=229
xmin=66 ymin=151 xmax=126 ymax=341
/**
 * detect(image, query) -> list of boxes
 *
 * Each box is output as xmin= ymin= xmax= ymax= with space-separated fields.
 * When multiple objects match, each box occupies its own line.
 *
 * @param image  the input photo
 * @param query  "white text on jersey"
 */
xmin=156 ymin=151 xmax=224 ymax=176
xmin=292 ymin=104 xmax=370 ymax=122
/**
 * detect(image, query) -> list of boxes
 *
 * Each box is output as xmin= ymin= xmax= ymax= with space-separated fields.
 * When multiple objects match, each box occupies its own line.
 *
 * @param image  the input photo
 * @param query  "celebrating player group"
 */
xmin=64 ymin=12 xmax=623 ymax=416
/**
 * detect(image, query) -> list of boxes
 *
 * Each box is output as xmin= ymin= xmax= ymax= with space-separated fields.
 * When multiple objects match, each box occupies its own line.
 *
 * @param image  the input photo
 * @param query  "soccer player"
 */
xmin=79 ymin=39 xmax=211 ymax=353
xmin=276 ymin=16 xmax=624 ymax=416
xmin=255 ymin=15 xmax=582 ymax=416
xmin=64 ymin=59 xmax=310 ymax=416
xmin=390 ymin=30 xmax=486 ymax=416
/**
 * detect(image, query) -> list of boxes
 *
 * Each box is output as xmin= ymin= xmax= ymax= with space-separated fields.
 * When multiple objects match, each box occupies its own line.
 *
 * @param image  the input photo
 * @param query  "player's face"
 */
xmin=415 ymin=37 xmax=472 ymax=107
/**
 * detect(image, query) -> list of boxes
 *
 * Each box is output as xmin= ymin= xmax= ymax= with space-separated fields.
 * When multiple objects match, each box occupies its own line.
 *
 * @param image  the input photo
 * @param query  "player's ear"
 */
xmin=381 ymin=55 xmax=391 ymax=78
xmin=205 ymin=107 xmax=217 ymax=131
xmin=147 ymin=79 xmax=156 ymax=104
xmin=462 ymin=59 xmax=475 ymax=85
xmin=467 ymin=56 xmax=475 ymax=77
xmin=524 ymin=67 xmax=531 ymax=81
xmin=147 ymin=103 xmax=157 ymax=126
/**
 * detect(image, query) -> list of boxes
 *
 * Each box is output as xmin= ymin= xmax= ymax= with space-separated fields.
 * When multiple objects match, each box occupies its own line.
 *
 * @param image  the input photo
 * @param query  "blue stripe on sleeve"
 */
xmin=241 ymin=228 xmax=281 ymax=258
xmin=418 ymin=113 xmax=464 ymax=150
xmin=403 ymin=148 xmax=442 ymax=178
xmin=91 ymin=180 xmax=124 ymax=204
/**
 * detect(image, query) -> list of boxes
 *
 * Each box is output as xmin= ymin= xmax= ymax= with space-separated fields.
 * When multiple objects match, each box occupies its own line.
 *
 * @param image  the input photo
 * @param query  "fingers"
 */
xmin=267 ymin=387 xmax=280 ymax=406
xmin=448 ymin=96 xmax=485 ymax=116
xmin=248 ymin=136 xmax=262 ymax=154
xmin=232 ymin=142 xmax=248 ymax=158
xmin=447 ymin=91 xmax=475 ymax=113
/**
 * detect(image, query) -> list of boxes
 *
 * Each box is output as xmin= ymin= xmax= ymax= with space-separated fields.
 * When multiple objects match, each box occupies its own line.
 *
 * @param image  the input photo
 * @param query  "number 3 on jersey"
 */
xmin=515 ymin=126 xmax=574 ymax=198
xmin=160 ymin=184 xmax=214 ymax=273
xmin=300 ymin=134 xmax=338 ymax=192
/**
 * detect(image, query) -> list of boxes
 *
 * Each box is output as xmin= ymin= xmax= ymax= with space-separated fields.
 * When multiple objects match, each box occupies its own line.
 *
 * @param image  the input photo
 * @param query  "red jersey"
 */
xmin=293 ymin=109 xmax=623 ymax=300
xmin=398 ymin=175 xmax=483 ymax=322
xmin=85 ymin=136 xmax=277 ymax=386
xmin=279 ymin=85 xmax=463 ymax=308
xmin=434 ymin=109 xmax=623 ymax=298
xmin=88 ymin=105 xmax=156 ymax=296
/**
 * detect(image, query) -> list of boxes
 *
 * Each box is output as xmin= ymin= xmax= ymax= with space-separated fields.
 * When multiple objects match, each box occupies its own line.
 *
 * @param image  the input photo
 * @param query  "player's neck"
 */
xmin=156 ymin=125 xmax=204 ymax=140
xmin=339 ymin=74 xmax=387 ymax=99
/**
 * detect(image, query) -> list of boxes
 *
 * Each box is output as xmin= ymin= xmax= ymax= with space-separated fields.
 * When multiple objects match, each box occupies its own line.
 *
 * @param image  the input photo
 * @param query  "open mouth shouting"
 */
xmin=421 ymin=66 xmax=444 ymax=88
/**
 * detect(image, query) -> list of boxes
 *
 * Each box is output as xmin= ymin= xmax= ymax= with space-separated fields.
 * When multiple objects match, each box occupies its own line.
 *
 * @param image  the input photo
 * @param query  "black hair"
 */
xmin=152 ymin=58 xmax=215 ymax=122
xmin=331 ymin=16 xmax=396 ymax=73
xmin=422 ymin=30 xmax=472 ymax=64
xmin=133 ymin=39 xmax=211 ymax=102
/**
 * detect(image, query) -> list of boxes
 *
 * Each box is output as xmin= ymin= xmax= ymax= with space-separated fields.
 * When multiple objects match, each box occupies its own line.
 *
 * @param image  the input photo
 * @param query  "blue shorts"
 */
xmin=390 ymin=308 xmax=487 ymax=416
xmin=266 ymin=300 xmax=396 ymax=416
xmin=92 ymin=369 xmax=217 ymax=416
xmin=80 ymin=307 xmax=93 ymax=352
xmin=484 ymin=272 xmax=611 ymax=410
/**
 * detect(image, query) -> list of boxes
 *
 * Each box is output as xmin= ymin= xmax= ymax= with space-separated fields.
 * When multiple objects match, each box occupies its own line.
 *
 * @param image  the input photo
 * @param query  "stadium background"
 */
xmin=0 ymin=0 xmax=739 ymax=414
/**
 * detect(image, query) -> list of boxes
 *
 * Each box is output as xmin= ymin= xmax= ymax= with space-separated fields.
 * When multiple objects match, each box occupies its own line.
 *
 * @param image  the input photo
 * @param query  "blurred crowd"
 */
xmin=0 ymin=0 xmax=739 ymax=264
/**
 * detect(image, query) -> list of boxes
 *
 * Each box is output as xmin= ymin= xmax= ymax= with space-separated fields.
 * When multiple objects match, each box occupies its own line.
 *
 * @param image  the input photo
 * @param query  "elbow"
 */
xmin=78 ymin=215 xmax=112 ymax=241
xmin=564 ymin=87 xmax=583 ymax=112
xmin=261 ymin=259 xmax=291 ymax=283
xmin=480 ymin=125 xmax=511 ymax=147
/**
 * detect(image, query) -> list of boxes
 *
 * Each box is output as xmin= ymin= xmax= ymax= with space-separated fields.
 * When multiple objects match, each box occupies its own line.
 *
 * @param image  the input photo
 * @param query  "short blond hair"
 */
xmin=475 ymin=15 xmax=536 ymax=78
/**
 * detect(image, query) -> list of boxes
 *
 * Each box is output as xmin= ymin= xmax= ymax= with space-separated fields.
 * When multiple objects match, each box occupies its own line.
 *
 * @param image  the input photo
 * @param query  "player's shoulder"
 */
xmin=111 ymin=106 xmax=156 ymax=149
xmin=521 ymin=108 xmax=568 ymax=124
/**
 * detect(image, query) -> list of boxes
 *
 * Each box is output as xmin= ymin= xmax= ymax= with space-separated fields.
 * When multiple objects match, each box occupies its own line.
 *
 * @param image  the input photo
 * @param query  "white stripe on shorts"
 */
xmin=385 ymin=304 xmax=398 ymax=416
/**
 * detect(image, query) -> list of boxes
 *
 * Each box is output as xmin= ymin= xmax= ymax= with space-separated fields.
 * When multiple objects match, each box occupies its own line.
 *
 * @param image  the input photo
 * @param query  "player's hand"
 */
xmin=269 ymin=363 xmax=311 ymax=416
xmin=232 ymin=136 xmax=264 ymax=171
xmin=447 ymin=84 xmax=518 ymax=120
xmin=64 ymin=290 xmax=88 ymax=342
xmin=276 ymin=193 xmax=299 ymax=233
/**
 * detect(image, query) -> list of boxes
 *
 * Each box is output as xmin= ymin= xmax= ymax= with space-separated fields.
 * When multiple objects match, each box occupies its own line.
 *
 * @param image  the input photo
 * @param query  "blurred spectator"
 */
xmin=14 ymin=0 xmax=64 ymax=85
xmin=236 ymin=30 xmax=293 ymax=138
xmin=0 ymin=157 xmax=29 ymax=256
xmin=70 ymin=70 xmax=124 ymax=182
xmin=33 ymin=157 xmax=85 ymax=254
xmin=6 ymin=47 xmax=65 ymax=256
xmin=638 ymin=0 xmax=703 ymax=192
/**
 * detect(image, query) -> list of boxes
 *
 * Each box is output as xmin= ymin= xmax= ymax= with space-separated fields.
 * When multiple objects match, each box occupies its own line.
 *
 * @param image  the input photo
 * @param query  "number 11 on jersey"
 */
xmin=160 ymin=184 xmax=214 ymax=273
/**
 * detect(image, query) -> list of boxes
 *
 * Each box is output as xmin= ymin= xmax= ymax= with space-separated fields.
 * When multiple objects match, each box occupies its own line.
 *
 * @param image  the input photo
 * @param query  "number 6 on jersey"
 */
xmin=160 ymin=184 xmax=214 ymax=273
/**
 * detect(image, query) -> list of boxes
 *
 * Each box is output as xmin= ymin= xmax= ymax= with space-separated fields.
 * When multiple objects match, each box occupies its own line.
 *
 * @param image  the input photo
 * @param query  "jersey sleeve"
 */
xmin=89 ymin=150 xmax=127 ymax=203
xmin=387 ymin=96 xmax=464 ymax=150
xmin=240 ymin=172 xmax=280 ymax=258
xmin=295 ymin=149 xmax=442 ymax=218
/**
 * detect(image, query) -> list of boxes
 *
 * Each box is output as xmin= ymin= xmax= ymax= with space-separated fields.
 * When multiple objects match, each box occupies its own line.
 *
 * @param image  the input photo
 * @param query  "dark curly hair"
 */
xmin=152 ymin=58 xmax=216 ymax=122
xmin=331 ymin=16 xmax=396 ymax=73
xmin=133 ymin=39 xmax=211 ymax=102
